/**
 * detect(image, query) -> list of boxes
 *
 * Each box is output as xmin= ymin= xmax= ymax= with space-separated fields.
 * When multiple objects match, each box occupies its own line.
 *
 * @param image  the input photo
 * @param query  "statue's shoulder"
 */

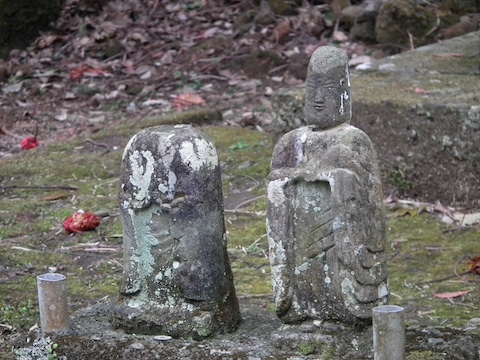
xmin=337 ymin=125 xmax=375 ymax=150
xmin=271 ymin=127 xmax=311 ymax=169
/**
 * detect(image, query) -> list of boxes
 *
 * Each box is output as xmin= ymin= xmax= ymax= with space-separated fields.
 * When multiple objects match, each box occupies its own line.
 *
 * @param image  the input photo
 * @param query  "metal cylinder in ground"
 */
xmin=37 ymin=273 xmax=69 ymax=333
xmin=372 ymin=305 xmax=405 ymax=360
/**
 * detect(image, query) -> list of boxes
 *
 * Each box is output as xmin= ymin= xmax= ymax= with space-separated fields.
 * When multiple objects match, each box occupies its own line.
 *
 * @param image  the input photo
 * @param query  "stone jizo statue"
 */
xmin=267 ymin=46 xmax=389 ymax=324
xmin=115 ymin=124 xmax=240 ymax=338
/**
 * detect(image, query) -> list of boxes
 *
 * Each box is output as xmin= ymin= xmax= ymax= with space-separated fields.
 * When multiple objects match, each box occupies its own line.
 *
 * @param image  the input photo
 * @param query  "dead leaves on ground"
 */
xmin=385 ymin=195 xmax=480 ymax=228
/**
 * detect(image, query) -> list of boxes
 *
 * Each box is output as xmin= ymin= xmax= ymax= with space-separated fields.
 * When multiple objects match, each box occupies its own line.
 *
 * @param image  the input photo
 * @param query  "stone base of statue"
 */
xmin=271 ymin=320 xmax=374 ymax=358
xmin=110 ymin=296 xmax=240 ymax=339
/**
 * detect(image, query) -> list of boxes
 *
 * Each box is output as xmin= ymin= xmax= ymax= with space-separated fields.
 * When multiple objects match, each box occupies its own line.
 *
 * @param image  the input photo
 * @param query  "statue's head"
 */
xmin=304 ymin=46 xmax=352 ymax=129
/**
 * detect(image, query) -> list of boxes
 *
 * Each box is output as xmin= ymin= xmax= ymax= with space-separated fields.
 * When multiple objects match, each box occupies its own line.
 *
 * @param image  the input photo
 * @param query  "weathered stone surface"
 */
xmin=113 ymin=124 xmax=240 ymax=339
xmin=30 ymin=302 xmax=480 ymax=359
xmin=270 ymin=31 xmax=480 ymax=208
xmin=267 ymin=46 xmax=389 ymax=325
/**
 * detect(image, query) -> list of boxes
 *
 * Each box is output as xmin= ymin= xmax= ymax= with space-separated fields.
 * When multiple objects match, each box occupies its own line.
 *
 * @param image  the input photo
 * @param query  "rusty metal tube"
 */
xmin=373 ymin=305 xmax=405 ymax=360
xmin=37 ymin=273 xmax=69 ymax=333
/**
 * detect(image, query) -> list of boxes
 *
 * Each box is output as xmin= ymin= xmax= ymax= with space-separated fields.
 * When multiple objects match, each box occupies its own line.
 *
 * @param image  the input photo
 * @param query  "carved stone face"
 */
xmin=303 ymin=47 xmax=352 ymax=129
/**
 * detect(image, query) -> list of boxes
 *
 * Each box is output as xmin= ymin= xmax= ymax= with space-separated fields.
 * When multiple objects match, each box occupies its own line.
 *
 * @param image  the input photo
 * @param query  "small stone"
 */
xmin=130 ymin=342 xmax=144 ymax=350
xmin=427 ymin=338 xmax=445 ymax=345
xmin=153 ymin=335 xmax=172 ymax=341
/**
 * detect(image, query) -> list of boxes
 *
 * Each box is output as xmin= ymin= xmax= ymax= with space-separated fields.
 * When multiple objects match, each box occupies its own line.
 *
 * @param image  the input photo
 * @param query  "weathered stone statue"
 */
xmin=115 ymin=124 xmax=240 ymax=338
xmin=267 ymin=46 xmax=389 ymax=325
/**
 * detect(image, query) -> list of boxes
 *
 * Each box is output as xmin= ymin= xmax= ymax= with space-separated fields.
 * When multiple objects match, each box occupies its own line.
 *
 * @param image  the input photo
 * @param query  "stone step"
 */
xmin=271 ymin=31 xmax=480 ymax=208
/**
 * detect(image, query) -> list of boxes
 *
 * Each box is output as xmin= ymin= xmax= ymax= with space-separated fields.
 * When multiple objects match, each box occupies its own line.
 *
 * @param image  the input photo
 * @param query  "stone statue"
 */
xmin=115 ymin=124 xmax=240 ymax=338
xmin=267 ymin=46 xmax=389 ymax=325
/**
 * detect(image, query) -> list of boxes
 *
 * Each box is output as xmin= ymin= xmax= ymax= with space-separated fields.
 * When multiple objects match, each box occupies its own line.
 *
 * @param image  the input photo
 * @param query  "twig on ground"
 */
xmin=224 ymin=210 xmax=265 ymax=217
xmin=86 ymin=138 xmax=111 ymax=155
xmin=414 ymin=272 xmax=470 ymax=286
xmin=233 ymin=195 xmax=265 ymax=211
xmin=0 ymin=185 xmax=78 ymax=191
xmin=0 ymin=127 xmax=23 ymax=139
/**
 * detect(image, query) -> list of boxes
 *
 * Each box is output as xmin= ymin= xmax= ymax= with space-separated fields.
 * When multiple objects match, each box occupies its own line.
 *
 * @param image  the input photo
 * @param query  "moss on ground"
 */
xmin=387 ymin=214 xmax=479 ymax=329
xmin=1 ymin=120 xmax=479 ymax=338
xmin=406 ymin=350 xmax=439 ymax=360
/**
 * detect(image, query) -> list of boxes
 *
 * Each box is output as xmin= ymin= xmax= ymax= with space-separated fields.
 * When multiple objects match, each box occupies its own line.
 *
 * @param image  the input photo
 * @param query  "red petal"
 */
xmin=21 ymin=136 xmax=39 ymax=150
xmin=63 ymin=211 xmax=101 ymax=233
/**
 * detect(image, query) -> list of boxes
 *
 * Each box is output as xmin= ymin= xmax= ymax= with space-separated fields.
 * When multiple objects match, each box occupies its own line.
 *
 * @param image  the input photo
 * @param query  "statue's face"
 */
xmin=304 ymin=64 xmax=351 ymax=129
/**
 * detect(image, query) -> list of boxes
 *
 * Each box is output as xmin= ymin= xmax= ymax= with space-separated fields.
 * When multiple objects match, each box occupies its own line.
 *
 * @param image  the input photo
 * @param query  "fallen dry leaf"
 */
xmin=172 ymin=93 xmax=206 ymax=109
xmin=414 ymin=87 xmax=427 ymax=94
xmin=433 ymin=53 xmax=463 ymax=58
xmin=466 ymin=256 xmax=480 ymax=275
xmin=453 ymin=212 xmax=480 ymax=226
xmin=433 ymin=291 xmax=470 ymax=299
xmin=332 ymin=30 xmax=348 ymax=42
xmin=269 ymin=19 xmax=292 ymax=43
xmin=41 ymin=193 xmax=70 ymax=201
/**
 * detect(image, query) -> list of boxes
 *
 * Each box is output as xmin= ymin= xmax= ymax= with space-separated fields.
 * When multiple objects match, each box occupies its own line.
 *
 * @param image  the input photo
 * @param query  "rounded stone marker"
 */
xmin=115 ymin=124 xmax=240 ymax=338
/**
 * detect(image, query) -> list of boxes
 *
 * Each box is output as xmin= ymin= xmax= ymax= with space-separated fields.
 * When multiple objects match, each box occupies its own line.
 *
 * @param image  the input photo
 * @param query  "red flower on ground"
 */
xmin=21 ymin=136 xmax=39 ymax=150
xmin=63 ymin=211 xmax=101 ymax=233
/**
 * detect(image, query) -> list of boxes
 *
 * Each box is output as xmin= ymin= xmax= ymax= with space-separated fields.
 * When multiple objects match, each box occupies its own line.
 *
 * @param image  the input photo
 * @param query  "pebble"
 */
xmin=130 ymin=341 xmax=144 ymax=349
xmin=154 ymin=335 xmax=172 ymax=341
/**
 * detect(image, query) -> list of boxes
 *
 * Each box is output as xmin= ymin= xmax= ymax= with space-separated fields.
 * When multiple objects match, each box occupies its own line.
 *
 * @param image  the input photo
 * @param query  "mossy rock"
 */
xmin=0 ymin=0 xmax=61 ymax=58
xmin=375 ymin=0 xmax=438 ymax=49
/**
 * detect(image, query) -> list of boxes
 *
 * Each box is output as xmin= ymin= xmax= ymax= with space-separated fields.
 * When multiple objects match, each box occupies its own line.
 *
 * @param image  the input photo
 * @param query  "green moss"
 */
xmin=297 ymin=341 xmax=316 ymax=356
xmin=319 ymin=345 xmax=336 ymax=360
xmin=388 ymin=169 xmax=414 ymax=193
xmin=387 ymin=214 xmax=480 ymax=329
xmin=406 ymin=350 xmax=440 ymax=360
xmin=1 ymin=298 xmax=37 ymax=330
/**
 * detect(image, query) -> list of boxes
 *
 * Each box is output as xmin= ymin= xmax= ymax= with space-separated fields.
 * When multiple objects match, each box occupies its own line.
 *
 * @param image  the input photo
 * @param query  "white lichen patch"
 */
xmin=317 ymin=171 xmax=335 ymax=187
xmin=267 ymin=178 xmax=289 ymax=207
xmin=377 ymin=282 xmax=389 ymax=298
xmin=295 ymin=261 xmax=309 ymax=275
xmin=323 ymin=264 xmax=331 ymax=284
xmin=127 ymin=289 xmax=148 ymax=309
xmin=351 ymin=338 xmax=359 ymax=351
xmin=179 ymin=138 xmax=218 ymax=171
xmin=129 ymin=149 xmax=155 ymax=202
xmin=341 ymin=277 xmax=357 ymax=309
xmin=345 ymin=63 xmax=351 ymax=87
xmin=354 ymin=245 xmax=363 ymax=256
xmin=122 ymin=134 xmax=137 ymax=161
xmin=294 ymin=133 xmax=307 ymax=164
xmin=333 ymin=217 xmax=343 ymax=231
